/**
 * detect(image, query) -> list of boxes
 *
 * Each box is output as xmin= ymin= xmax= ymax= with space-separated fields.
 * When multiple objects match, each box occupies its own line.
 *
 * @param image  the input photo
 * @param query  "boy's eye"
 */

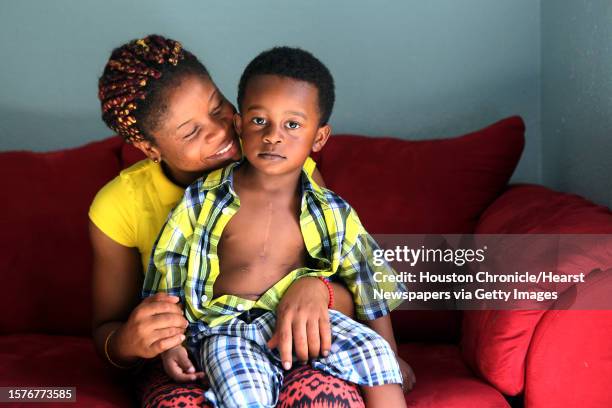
xmin=251 ymin=117 xmax=267 ymax=125
xmin=285 ymin=121 xmax=301 ymax=130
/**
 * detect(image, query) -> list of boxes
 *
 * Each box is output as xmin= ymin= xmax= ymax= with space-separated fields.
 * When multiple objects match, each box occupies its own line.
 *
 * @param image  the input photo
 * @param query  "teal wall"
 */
xmin=542 ymin=0 xmax=612 ymax=207
xmin=0 ymin=0 xmax=541 ymax=184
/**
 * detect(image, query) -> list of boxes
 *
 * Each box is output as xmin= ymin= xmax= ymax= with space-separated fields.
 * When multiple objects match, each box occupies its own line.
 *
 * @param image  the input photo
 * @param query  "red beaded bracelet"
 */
xmin=317 ymin=276 xmax=334 ymax=309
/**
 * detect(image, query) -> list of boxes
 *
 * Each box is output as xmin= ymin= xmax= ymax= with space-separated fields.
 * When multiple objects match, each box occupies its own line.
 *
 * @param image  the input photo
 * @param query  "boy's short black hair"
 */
xmin=237 ymin=46 xmax=335 ymax=126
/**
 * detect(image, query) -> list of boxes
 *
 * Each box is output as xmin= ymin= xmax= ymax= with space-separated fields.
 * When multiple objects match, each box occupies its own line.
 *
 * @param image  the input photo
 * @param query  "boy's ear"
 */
xmin=132 ymin=139 xmax=162 ymax=162
xmin=233 ymin=113 xmax=243 ymax=136
xmin=311 ymin=124 xmax=331 ymax=153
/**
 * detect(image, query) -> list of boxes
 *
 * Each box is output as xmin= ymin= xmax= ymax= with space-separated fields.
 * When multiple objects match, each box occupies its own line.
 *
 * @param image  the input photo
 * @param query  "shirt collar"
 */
xmin=150 ymin=161 xmax=185 ymax=205
xmin=199 ymin=159 xmax=241 ymax=192
xmin=300 ymin=166 xmax=328 ymax=205
xmin=198 ymin=158 xmax=328 ymax=205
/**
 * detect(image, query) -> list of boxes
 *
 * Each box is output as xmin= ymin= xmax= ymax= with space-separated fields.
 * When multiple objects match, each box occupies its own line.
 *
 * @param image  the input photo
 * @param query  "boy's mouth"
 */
xmin=257 ymin=151 xmax=286 ymax=160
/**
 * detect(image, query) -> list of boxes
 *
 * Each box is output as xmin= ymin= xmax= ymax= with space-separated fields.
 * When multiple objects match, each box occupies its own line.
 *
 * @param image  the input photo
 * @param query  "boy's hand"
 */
xmin=161 ymin=344 xmax=205 ymax=382
xmin=267 ymin=276 xmax=332 ymax=370
xmin=398 ymin=357 xmax=416 ymax=392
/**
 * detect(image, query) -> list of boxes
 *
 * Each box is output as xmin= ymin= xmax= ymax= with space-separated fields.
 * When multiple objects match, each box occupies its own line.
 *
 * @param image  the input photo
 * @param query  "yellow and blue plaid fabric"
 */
xmin=142 ymin=159 xmax=406 ymax=337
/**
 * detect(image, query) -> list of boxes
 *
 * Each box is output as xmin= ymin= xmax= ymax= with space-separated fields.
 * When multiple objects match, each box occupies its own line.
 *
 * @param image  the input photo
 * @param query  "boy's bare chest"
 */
xmin=214 ymin=198 xmax=307 ymax=298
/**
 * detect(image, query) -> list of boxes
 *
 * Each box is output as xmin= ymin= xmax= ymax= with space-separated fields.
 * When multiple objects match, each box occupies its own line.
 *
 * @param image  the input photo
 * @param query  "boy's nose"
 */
xmin=263 ymin=127 xmax=283 ymax=144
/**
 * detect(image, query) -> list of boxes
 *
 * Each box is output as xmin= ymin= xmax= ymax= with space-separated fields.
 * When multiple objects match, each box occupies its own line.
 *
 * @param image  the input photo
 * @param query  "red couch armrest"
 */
xmin=475 ymin=183 xmax=612 ymax=234
xmin=461 ymin=184 xmax=612 ymax=397
xmin=525 ymin=269 xmax=612 ymax=408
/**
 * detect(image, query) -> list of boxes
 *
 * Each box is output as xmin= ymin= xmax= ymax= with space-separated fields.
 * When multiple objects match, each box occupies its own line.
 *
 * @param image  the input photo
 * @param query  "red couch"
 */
xmin=1 ymin=116 xmax=610 ymax=407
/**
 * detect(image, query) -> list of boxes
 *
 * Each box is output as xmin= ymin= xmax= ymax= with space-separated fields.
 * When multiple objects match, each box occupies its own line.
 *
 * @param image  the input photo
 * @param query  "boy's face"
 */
xmin=234 ymin=74 xmax=331 ymax=177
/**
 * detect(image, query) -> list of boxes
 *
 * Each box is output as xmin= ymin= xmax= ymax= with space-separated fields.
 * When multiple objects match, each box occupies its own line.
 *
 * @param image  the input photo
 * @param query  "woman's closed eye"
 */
xmin=184 ymin=126 xmax=200 ymax=140
xmin=211 ymin=99 xmax=224 ymax=116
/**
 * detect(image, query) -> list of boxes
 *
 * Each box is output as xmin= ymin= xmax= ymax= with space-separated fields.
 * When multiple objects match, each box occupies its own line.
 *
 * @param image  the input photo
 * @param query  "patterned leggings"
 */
xmin=135 ymin=358 xmax=365 ymax=407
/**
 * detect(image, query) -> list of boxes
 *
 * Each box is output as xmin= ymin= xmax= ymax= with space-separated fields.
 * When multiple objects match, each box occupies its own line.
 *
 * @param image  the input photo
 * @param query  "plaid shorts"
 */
xmin=187 ymin=309 xmax=402 ymax=408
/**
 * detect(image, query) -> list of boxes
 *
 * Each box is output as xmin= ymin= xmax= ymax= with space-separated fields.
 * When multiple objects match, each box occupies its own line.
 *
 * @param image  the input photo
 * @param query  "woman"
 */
xmin=89 ymin=34 xmax=365 ymax=407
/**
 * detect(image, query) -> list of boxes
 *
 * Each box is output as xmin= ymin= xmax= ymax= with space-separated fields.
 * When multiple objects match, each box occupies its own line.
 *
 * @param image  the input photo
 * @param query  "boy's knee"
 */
xmin=202 ymin=335 xmax=283 ymax=407
xmin=213 ymin=369 xmax=281 ymax=408
xmin=232 ymin=387 xmax=277 ymax=407
xmin=368 ymin=334 xmax=399 ymax=363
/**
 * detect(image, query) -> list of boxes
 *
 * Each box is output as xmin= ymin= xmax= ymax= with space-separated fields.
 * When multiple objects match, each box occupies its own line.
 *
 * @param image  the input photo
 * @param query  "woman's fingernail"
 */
xmin=322 ymin=350 xmax=329 ymax=357
xmin=283 ymin=361 xmax=291 ymax=370
xmin=180 ymin=335 xmax=186 ymax=341
xmin=187 ymin=366 xmax=195 ymax=373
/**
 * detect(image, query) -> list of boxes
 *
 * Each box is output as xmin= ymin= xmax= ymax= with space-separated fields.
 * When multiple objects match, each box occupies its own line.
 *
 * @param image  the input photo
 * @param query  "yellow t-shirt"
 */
xmin=89 ymin=157 xmax=318 ymax=273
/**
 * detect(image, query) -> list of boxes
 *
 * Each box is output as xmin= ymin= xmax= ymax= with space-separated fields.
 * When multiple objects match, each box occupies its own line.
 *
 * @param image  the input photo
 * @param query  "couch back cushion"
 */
xmin=0 ymin=137 xmax=122 ymax=335
xmin=316 ymin=116 xmax=525 ymax=342
xmin=316 ymin=116 xmax=525 ymax=234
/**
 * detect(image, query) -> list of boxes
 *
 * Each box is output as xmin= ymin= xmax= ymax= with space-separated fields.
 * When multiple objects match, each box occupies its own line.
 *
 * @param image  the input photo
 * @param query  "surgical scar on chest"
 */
xmin=258 ymin=201 xmax=273 ymax=259
xmin=213 ymin=199 xmax=307 ymax=300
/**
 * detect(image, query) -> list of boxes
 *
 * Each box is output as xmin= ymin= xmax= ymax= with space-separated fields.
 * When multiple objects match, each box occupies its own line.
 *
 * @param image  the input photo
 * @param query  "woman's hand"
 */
xmin=267 ymin=277 xmax=331 ymax=370
xmin=161 ymin=344 xmax=205 ymax=382
xmin=398 ymin=357 xmax=416 ymax=392
xmin=91 ymin=222 xmax=189 ymax=365
xmin=112 ymin=293 xmax=189 ymax=361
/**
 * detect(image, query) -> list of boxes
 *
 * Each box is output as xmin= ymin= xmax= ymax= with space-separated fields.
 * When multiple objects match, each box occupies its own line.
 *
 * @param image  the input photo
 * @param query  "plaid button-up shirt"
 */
xmin=142 ymin=158 xmax=406 ymax=340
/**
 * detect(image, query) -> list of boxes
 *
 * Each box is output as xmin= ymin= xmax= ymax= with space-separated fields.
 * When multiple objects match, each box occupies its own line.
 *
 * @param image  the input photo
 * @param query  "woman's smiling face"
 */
xmin=135 ymin=74 xmax=241 ymax=185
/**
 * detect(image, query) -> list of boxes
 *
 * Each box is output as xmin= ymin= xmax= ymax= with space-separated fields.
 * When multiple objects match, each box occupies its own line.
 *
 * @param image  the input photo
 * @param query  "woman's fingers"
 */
xmin=121 ymin=295 xmax=187 ymax=359
xmin=152 ymin=333 xmax=185 ymax=355
xmin=144 ymin=315 xmax=188 ymax=350
xmin=153 ymin=327 xmax=186 ymax=341
xmin=150 ymin=312 xmax=189 ymax=330
xmin=143 ymin=292 xmax=180 ymax=304
xmin=145 ymin=299 xmax=184 ymax=316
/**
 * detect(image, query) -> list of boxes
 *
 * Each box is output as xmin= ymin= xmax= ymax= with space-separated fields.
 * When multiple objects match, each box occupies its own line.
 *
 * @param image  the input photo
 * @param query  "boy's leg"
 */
xmin=310 ymin=310 xmax=405 ymax=406
xmin=131 ymin=357 xmax=357 ymax=408
xmin=361 ymin=384 xmax=406 ymax=408
xmin=201 ymin=333 xmax=283 ymax=408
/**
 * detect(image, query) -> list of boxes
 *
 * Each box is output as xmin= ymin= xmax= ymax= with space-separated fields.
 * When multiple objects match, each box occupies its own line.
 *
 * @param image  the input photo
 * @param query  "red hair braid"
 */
xmin=98 ymin=35 xmax=184 ymax=142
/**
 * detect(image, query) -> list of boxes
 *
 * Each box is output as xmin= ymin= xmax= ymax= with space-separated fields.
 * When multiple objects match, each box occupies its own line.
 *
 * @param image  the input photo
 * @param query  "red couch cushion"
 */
xmin=397 ymin=343 xmax=509 ymax=407
xmin=0 ymin=334 xmax=133 ymax=406
xmin=316 ymin=116 xmax=525 ymax=234
xmin=0 ymin=335 xmax=508 ymax=408
xmin=462 ymin=184 xmax=612 ymax=395
xmin=316 ymin=116 xmax=525 ymax=343
xmin=0 ymin=137 xmax=122 ymax=335
xmin=525 ymin=309 xmax=612 ymax=408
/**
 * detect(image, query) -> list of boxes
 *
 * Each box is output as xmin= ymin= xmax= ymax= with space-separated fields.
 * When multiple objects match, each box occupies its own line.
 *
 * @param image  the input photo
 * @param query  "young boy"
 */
xmin=143 ymin=47 xmax=411 ymax=407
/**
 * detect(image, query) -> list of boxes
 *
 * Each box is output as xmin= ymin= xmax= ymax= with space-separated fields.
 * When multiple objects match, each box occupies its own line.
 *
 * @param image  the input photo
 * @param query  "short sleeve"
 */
xmin=88 ymin=175 xmax=136 ymax=248
xmin=142 ymin=193 xmax=196 ymax=301
xmin=338 ymin=209 xmax=407 ymax=321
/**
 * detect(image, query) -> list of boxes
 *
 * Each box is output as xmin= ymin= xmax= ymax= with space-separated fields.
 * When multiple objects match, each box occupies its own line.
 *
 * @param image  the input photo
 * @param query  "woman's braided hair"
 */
xmin=98 ymin=34 xmax=209 ymax=143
